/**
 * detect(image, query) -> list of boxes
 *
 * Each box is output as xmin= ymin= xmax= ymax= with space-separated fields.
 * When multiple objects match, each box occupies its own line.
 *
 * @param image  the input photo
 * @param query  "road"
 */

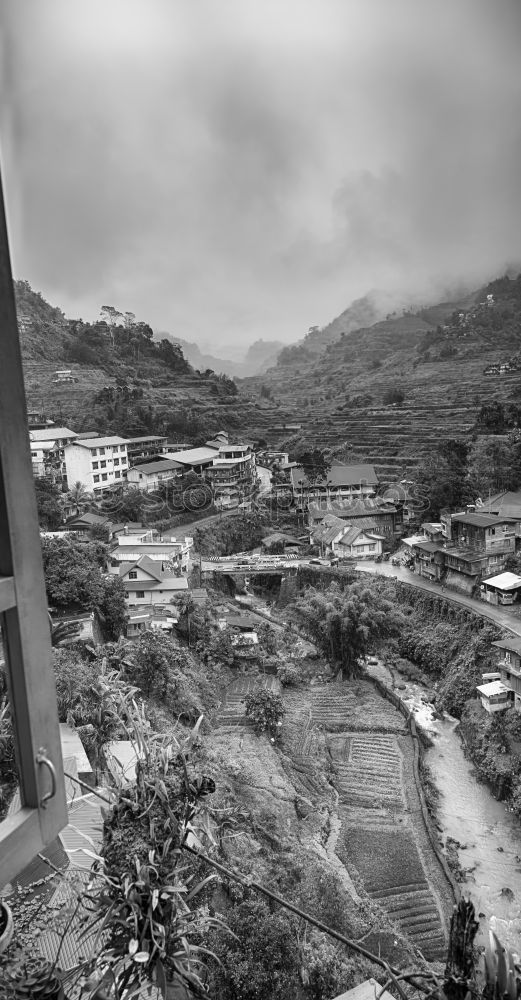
xmin=356 ymin=560 xmax=521 ymax=637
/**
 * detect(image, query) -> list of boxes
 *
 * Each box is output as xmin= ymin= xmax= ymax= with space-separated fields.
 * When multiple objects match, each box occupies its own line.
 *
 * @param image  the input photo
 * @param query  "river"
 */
xmin=398 ymin=678 xmax=521 ymax=954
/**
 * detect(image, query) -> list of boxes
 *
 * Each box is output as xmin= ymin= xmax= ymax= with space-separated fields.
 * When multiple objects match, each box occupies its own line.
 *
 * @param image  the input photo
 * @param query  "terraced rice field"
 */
xmin=217 ymin=675 xmax=281 ymax=732
xmin=283 ymin=682 xmax=449 ymax=961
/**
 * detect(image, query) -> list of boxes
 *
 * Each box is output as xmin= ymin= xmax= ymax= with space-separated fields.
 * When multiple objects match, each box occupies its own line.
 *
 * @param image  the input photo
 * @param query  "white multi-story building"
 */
xmin=29 ymin=426 xmax=78 ymax=482
xmin=63 ymin=436 xmax=129 ymax=493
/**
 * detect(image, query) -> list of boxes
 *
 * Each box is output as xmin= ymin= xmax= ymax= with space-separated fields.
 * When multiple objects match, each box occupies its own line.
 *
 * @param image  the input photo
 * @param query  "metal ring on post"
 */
xmin=36 ymin=749 xmax=57 ymax=808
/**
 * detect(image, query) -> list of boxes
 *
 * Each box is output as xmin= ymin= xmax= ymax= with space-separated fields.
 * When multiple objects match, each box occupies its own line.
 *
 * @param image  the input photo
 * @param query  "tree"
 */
xmin=383 ymin=388 xmax=405 ymax=405
xmin=294 ymin=581 xmax=405 ymax=679
xmin=41 ymin=537 xmax=107 ymax=609
xmin=34 ymin=477 xmax=63 ymax=529
xmin=415 ymin=439 xmax=472 ymax=518
xmin=245 ymin=688 xmax=285 ymax=740
xmin=97 ymin=576 xmax=127 ymax=641
xmin=467 ymin=436 xmax=521 ymax=496
xmin=67 ymin=480 xmax=93 ymax=512
xmin=208 ymin=899 xmax=300 ymax=1000
xmin=295 ymin=449 xmax=329 ymax=482
xmin=173 ymin=593 xmax=197 ymax=647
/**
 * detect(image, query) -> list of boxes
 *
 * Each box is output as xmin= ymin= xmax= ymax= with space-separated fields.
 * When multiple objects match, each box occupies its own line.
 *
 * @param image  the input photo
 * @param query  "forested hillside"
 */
xmin=15 ymin=282 xmax=286 ymax=440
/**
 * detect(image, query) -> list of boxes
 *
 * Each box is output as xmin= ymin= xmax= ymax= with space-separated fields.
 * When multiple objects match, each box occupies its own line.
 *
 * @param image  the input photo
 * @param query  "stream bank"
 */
xmin=368 ymin=660 xmax=521 ymax=955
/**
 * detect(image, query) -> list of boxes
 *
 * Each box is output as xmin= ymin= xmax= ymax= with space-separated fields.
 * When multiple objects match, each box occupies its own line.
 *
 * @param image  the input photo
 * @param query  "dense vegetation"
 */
xmin=291 ymin=580 xmax=405 ymax=679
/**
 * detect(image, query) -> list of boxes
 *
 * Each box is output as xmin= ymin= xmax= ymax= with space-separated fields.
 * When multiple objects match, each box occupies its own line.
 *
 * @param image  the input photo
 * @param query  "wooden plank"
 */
xmin=0 ymin=576 xmax=15 ymax=612
xmin=0 ymin=167 xmax=67 ymax=869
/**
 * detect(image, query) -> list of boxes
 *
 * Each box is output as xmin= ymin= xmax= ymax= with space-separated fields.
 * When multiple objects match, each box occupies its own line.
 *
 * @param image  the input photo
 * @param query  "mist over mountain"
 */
xmin=156 ymin=333 xmax=284 ymax=377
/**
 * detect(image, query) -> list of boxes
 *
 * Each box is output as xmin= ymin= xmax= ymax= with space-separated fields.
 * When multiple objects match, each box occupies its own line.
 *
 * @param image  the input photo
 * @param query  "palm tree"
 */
xmin=67 ymin=481 xmax=93 ymax=514
xmin=171 ymin=593 xmax=197 ymax=647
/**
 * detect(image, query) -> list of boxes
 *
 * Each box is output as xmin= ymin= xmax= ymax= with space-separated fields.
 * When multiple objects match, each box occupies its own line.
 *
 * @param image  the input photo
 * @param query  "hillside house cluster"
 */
xmin=310 ymin=513 xmax=384 ymax=560
xmin=405 ymin=494 xmax=521 ymax=598
xmin=27 ymin=421 xmax=259 ymax=509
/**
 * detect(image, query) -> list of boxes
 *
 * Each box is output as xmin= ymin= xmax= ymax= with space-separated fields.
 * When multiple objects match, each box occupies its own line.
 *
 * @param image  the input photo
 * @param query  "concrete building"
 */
xmin=63 ymin=436 xmax=128 ymax=492
xmin=124 ymin=435 xmax=169 ymax=464
xmin=205 ymin=442 xmax=257 ymax=507
xmin=291 ymin=463 xmax=379 ymax=509
xmin=108 ymin=527 xmax=193 ymax=574
xmin=493 ymin=636 xmax=521 ymax=711
xmin=29 ymin=426 xmax=78 ymax=482
xmin=126 ymin=458 xmax=183 ymax=492
xmin=476 ymin=679 xmax=513 ymax=713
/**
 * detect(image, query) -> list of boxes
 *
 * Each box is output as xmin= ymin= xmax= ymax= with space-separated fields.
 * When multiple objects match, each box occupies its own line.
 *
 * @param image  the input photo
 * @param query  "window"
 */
xmin=92 ymin=461 xmax=99 ymax=469
xmin=99 ymin=448 xmax=105 ymax=455
xmin=128 ymin=570 xmax=138 ymax=579
xmin=505 ymin=652 xmax=511 ymax=663
xmin=101 ymin=473 xmax=108 ymax=481
xmin=136 ymin=591 xmax=145 ymax=599
xmin=93 ymin=474 xmax=100 ymax=483
xmin=115 ymin=470 xmax=121 ymax=478
xmin=0 ymin=183 xmax=67 ymax=886
xmin=113 ymin=458 xmax=119 ymax=465
xmin=100 ymin=460 xmax=106 ymax=469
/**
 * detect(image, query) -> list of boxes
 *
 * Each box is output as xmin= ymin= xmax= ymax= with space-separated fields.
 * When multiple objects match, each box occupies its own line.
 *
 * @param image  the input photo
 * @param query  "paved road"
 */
xmin=356 ymin=560 xmax=521 ymax=637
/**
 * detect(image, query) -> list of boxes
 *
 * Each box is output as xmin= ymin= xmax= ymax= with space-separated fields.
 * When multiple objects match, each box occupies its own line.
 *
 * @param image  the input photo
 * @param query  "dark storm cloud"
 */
xmin=1 ymin=0 xmax=521 ymax=348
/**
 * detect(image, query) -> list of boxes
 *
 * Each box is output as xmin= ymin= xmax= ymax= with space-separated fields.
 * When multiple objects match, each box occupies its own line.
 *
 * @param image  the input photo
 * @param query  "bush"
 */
xmin=245 ymin=688 xmax=285 ymax=740
xmin=277 ymin=661 xmax=301 ymax=686
xmin=208 ymin=899 xmax=300 ymax=1000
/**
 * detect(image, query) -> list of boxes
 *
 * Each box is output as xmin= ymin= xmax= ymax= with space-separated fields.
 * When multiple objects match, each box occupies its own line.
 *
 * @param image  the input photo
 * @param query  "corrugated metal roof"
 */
xmin=30 ymin=427 xmax=77 ymax=440
xmin=60 ymin=793 xmax=105 ymax=869
xmin=453 ymin=512 xmax=515 ymax=528
xmin=72 ymin=436 xmax=127 ymax=448
xmin=483 ymin=571 xmax=521 ymax=590
xmin=130 ymin=459 xmax=182 ymax=475
xmin=477 ymin=681 xmax=510 ymax=697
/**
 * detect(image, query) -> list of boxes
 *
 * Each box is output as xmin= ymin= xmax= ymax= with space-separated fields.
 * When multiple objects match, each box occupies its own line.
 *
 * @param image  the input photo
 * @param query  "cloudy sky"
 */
xmin=1 ymin=0 xmax=521 ymax=353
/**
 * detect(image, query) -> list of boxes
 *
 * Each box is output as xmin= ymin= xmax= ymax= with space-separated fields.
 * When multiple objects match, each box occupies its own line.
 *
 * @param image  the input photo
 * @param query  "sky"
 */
xmin=1 ymin=0 xmax=521 ymax=354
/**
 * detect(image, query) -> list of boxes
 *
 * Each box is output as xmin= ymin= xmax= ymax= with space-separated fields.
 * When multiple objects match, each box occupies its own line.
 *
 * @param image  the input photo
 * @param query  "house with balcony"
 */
xmin=119 ymin=555 xmax=189 ymax=605
xmin=63 ymin=436 xmax=129 ymax=492
xmin=491 ymin=636 xmax=521 ymax=712
xmin=126 ymin=458 xmax=183 ymax=492
xmin=439 ymin=509 xmax=517 ymax=591
xmin=476 ymin=490 xmax=521 ymax=537
xmin=291 ymin=463 xmax=379 ymax=509
xmin=411 ymin=540 xmax=445 ymax=581
xmin=164 ymin=445 xmax=219 ymax=474
xmin=124 ymin=434 xmax=169 ymax=465
xmin=29 ymin=426 xmax=78 ymax=482
xmin=205 ymin=442 xmax=257 ymax=508
xmin=308 ymin=497 xmax=401 ymax=536
xmin=108 ymin=527 xmax=193 ymax=574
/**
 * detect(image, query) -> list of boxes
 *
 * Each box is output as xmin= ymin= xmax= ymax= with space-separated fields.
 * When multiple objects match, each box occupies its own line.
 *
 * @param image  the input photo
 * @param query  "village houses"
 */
xmin=108 ymin=526 xmax=193 ymax=574
xmin=310 ymin=513 xmax=384 ymax=560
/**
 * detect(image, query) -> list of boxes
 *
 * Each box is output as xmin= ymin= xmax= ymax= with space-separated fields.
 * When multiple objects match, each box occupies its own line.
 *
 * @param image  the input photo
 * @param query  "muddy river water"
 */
xmin=400 ymin=679 xmax=521 ymax=954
